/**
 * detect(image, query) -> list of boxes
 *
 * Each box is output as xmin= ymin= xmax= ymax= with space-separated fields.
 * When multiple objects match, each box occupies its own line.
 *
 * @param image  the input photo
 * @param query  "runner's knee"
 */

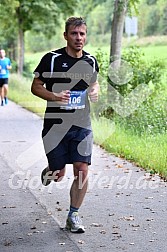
xmin=73 ymin=162 xmax=88 ymax=180
xmin=52 ymin=168 xmax=65 ymax=182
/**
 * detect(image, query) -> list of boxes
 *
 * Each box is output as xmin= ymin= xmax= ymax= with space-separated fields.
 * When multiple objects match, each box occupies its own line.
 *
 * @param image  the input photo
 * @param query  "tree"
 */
xmin=0 ymin=0 xmax=18 ymax=60
xmin=86 ymin=1 xmax=113 ymax=45
xmin=110 ymin=0 xmax=128 ymax=63
xmin=0 ymin=0 xmax=77 ymax=74
xmin=145 ymin=7 xmax=160 ymax=35
xmin=160 ymin=3 xmax=167 ymax=34
xmin=110 ymin=0 xmax=139 ymax=62
xmin=108 ymin=0 xmax=139 ymax=108
xmin=76 ymin=0 xmax=109 ymax=19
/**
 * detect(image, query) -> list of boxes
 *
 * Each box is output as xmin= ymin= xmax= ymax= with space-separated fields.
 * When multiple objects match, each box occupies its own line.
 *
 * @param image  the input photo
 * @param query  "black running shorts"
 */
xmin=42 ymin=126 xmax=93 ymax=171
xmin=0 ymin=78 xmax=8 ymax=87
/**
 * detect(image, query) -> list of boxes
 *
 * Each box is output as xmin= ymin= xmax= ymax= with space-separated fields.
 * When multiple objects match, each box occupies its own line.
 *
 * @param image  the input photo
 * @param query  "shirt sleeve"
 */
xmin=90 ymin=57 xmax=99 ymax=83
xmin=33 ymin=53 xmax=51 ymax=83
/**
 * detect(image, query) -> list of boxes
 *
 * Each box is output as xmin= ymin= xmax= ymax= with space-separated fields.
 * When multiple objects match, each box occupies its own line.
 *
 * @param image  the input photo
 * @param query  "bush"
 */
xmin=110 ymin=46 xmax=165 ymax=96
xmin=23 ymin=61 xmax=34 ymax=78
xmin=95 ymin=46 xmax=167 ymax=135
xmin=10 ymin=60 xmax=17 ymax=73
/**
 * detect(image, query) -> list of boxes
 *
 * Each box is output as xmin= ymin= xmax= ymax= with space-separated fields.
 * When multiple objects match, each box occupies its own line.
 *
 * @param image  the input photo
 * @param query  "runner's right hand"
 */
xmin=53 ymin=90 xmax=70 ymax=105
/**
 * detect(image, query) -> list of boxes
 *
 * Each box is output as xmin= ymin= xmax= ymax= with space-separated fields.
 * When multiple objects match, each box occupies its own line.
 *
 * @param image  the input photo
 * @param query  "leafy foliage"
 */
xmin=95 ymin=46 xmax=166 ymax=135
xmin=15 ymin=0 xmax=77 ymax=34
xmin=0 ymin=0 xmax=78 ymax=73
xmin=160 ymin=4 xmax=167 ymax=35
xmin=138 ymin=0 xmax=167 ymax=36
xmin=86 ymin=0 xmax=114 ymax=45
xmin=118 ymin=46 xmax=165 ymax=95
xmin=0 ymin=0 xmax=18 ymax=47
xmin=0 ymin=1 xmax=77 ymax=46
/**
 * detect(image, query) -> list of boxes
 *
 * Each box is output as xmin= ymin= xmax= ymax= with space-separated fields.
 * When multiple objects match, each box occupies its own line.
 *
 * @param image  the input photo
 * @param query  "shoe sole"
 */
xmin=65 ymin=223 xmax=85 ymax=233
xmin=71 ymin=227 xmax=85 ymax=233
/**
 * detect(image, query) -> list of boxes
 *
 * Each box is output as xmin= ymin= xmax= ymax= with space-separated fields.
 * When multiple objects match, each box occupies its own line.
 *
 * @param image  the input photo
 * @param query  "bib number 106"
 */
xmin=69 ymin=96 xmax=81 ymax=105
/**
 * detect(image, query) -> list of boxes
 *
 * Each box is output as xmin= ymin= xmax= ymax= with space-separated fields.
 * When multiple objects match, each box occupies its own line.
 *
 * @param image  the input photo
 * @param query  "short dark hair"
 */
xmin=65 ymin=17 xmax=87 ymax=33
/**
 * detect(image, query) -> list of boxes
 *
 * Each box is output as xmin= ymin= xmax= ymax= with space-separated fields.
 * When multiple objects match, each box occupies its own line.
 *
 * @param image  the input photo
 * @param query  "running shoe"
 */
xmin=1 ymin=100 xmax=4 ymax=106
xmin=4 ymin=97 xmax=8 ymax=104
xmin=66 ymin=212 xmax=85 ymax=233
xmin=41 ymin=167 xmax=53 ymax=186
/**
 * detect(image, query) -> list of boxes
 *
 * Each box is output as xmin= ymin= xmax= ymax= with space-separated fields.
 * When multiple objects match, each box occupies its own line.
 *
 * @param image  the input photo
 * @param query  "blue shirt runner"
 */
xmin=0 ymin=57 xmax=11 ymax=79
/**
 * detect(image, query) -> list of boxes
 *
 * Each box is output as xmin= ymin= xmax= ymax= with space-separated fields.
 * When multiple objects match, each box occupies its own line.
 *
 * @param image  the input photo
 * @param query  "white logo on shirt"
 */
xmin=62 ymin=63 xmax=68 ymax=67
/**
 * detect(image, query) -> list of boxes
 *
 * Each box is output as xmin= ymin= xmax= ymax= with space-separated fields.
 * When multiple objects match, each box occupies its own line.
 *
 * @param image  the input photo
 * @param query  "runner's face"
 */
xmin=64 ymin=24 xmax=87 ymax=52
xmin=0 ymin=50 xmax=5 ymax=58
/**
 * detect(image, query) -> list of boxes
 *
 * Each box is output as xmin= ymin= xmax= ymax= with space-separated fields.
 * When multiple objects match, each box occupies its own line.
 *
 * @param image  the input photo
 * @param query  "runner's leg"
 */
xmin=70 ymin=162 xmax=88 ymax=208
xmin=3 ymin=84 xmax=8 ymax=98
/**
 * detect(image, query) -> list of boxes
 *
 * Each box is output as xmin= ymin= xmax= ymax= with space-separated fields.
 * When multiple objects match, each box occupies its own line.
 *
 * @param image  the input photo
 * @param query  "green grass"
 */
xmin=92 ymin=118 xmax=167 ymax=178
xmin=25 ymin=51 xmax=48 ymax=74
xmin=141 ymin=45 xmax=167 ymax=63
xmin=86 ymin=43 xmax=167 ymax=61
xmin=8 ymin=74 xmax=45 ymax=117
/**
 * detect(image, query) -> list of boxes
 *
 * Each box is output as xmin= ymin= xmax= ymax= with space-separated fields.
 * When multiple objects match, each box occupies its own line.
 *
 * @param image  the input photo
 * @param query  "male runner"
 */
xmin=31 ymin=17 xmax=99 ymax=233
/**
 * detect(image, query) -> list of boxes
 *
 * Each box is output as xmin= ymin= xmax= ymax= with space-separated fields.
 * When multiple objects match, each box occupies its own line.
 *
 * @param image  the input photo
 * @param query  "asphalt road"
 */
xmin=0 ymin=100 xmax=167 ymax=252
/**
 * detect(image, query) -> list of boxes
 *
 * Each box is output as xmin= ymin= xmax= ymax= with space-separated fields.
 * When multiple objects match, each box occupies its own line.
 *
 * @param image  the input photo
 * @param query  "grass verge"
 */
xmin=92 ymin=118 xmax=167 ymax=179
xmin=8 ymin=74 xmax=45 ymax=117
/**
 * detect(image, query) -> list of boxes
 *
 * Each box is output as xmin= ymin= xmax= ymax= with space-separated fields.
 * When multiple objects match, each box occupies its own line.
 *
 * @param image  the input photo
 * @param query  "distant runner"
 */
xmin=0 ymin=49 xmax=12 ymax=106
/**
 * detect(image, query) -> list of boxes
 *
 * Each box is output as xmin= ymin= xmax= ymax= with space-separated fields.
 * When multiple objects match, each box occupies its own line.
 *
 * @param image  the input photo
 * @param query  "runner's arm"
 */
xmin=31 ymin=77 xmax=70 ymax=103
xmin=88 ymin=81 xmax=99 ymax=102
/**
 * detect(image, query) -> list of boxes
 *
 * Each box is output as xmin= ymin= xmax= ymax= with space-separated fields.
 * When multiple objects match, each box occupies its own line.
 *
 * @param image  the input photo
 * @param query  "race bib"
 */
xmin=61 ymin=90 xmax=87 ymax=110
xmin=0 ymin=69 xmax=6 ymax=75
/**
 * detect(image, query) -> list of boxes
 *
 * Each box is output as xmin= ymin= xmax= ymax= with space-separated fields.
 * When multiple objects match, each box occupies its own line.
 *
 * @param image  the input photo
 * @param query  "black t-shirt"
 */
xmin=34 ymin=47 xmax=99 ymax=129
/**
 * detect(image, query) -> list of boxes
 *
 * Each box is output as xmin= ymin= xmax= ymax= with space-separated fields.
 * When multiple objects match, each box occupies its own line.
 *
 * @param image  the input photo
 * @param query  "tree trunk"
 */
xmin=17 ymin=27 xmax=24 ymax=75
xmin=107 ymin=0 xmax=128 ymax=110
xmin=16 ymin=6 xmax=24 ymax=75
xmin=110 ymin=0 xmax=128 ymax=63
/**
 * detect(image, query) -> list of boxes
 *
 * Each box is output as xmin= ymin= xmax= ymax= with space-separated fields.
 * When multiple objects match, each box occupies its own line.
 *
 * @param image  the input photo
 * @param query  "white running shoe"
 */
xmin=66 ymin=212 xmax=85 ymax=233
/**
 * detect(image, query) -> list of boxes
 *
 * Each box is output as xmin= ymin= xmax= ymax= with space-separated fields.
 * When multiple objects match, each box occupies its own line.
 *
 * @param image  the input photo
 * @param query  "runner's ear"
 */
xmin=64 ymin=32 xmax=67 ymax=40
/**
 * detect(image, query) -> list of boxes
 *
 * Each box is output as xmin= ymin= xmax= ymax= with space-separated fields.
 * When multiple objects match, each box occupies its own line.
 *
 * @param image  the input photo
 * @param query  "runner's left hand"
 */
xmin=88 ymin=88 xmax=98 ymax=102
